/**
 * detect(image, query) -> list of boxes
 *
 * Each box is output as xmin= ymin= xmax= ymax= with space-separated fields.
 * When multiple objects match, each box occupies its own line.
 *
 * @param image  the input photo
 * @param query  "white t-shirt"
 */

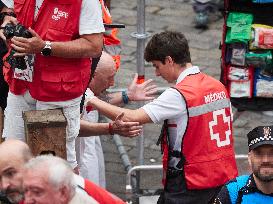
xmin=142 ymin=66 xmax=201 ymax=149
xmin=2 ymin=0 xmax=105 ymax=35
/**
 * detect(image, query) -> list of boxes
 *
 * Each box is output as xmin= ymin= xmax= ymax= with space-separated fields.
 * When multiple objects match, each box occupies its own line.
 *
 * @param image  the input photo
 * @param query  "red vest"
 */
xmin=162 ymin=72 xmax=238 ymax=190
xmin=100 ymin=0 xmax=121 ymax=70
xmin=4 ymin=0 xmax=91 ymax=101
xmin=84 ymin=179 xmax=126 ymax=204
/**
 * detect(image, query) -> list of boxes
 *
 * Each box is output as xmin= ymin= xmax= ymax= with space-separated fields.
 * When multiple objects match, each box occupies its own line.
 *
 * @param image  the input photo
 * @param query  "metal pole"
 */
xmin=130 ymin=0 xmax=151 ymax=168
xmin=130 ymin=0 xmax=151 ymax=199
xmin=136 ymin=0 xmax=146 ymax=79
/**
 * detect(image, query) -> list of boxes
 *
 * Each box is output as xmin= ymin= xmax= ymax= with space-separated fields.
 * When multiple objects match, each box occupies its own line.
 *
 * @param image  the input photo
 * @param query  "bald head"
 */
xmin=0 ymin=139 xmax=32 ymax=163
xmin=0 ymin=140 xmax=32 ymax=203
xmin=90 ymin=51 xmax=116 ymax=95
xmin=96 ymin=51 xmax=116 ymax=72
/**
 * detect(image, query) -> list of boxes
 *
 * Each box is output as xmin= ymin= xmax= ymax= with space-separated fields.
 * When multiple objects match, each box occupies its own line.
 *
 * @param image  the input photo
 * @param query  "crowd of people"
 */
xmin=0 ymin=0 xmax=272 ymax=203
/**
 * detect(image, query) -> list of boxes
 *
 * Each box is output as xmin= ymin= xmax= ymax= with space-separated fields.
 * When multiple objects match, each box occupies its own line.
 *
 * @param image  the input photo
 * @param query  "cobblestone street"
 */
xmin=100 ymin=0 xmax=273 ymax=201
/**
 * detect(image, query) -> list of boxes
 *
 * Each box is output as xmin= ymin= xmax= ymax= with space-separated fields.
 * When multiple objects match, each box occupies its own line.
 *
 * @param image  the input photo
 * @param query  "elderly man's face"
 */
xmin=0 ymin=157 xmax=24 ymax=203
xmin=248 ymin=145 xmax=273 ymax=182
xmin=23 ymin=169 xmax=69 ymax=204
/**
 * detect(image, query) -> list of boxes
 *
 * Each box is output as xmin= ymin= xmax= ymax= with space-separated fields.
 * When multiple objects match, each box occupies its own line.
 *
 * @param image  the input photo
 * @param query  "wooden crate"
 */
xmin=23 ymin=109 xmax=67 ymax=159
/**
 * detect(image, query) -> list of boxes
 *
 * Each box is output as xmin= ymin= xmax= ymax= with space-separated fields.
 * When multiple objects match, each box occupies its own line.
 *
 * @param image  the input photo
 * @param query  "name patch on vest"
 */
xmin=204 ymin=91 xmax=227 ymax=104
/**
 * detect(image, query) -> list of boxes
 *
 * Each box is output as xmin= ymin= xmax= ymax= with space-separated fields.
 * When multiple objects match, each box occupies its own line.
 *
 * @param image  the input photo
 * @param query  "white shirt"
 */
xmin=73 ymin=174 xmax=98 ymax=204
xmin=2 ymin=0 xmax=105 ymax=35
xmin=142 ymin=66 xmax=201 ymax=150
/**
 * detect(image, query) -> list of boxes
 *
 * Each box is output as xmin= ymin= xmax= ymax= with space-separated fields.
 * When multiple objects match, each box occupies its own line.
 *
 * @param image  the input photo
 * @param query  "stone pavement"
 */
xmin=99 ymin=0 xmax=273 ymax=201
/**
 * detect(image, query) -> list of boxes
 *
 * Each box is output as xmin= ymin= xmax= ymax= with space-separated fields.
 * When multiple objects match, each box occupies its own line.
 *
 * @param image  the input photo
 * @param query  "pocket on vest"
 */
xmin=40 ymin=70 xmax=84 ymax=98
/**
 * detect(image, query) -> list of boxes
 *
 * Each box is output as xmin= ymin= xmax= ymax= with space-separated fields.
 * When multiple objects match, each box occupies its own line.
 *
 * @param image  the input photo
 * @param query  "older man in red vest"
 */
xmin=0 ymin=0 xmax=104 ymax=172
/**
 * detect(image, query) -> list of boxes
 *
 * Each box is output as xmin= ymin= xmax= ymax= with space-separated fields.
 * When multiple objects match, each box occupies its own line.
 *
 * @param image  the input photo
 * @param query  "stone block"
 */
xmin=23 ymin=109 xmax=67 ymax=159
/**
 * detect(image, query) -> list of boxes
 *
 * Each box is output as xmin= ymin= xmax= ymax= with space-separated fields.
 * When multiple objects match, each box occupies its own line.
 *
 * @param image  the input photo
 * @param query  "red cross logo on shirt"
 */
xmin=209 ymin=109 xmax=231 ymax=147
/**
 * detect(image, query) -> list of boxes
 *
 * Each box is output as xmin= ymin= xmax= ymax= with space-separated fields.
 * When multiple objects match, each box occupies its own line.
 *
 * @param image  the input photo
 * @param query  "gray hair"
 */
xmin=24 ymin=155 xmax=77 ymax=197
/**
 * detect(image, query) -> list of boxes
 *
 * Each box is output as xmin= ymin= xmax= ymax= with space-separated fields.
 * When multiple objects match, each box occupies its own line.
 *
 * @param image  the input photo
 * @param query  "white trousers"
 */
xmin=76 ymin=89 xmax=106 ymax=188
xmin=3 ymin=91 xmax=81 ymax=169
xmin=76 ymin=136 xmax=106 ymax=188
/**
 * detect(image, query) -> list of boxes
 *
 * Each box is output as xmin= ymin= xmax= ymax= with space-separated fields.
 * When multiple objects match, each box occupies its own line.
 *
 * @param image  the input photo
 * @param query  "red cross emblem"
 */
xmin=209 ymin=109 xmax=231 ymax=147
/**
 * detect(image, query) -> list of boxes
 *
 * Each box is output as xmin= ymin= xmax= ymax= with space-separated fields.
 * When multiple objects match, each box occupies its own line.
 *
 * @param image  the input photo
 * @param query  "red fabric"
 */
xmin=5 ymin=0 xmax=91 ymax=101
xmin=99 ymin=0 xmax=121 ymax=70
xmin=84 ymin=179 xmax=126 ymax=204
xmin=162 ymin=72 xmax=238 ymax=190
xmin=86 ymin=105 xmax=94 ymax=113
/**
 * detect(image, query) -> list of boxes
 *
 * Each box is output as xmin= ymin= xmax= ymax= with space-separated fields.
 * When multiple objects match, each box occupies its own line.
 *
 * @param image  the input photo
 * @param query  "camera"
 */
xmin=3 ymin=23 xmax=32 ymax=39
xmin=3 ymin=23 xmax=32 ymax=70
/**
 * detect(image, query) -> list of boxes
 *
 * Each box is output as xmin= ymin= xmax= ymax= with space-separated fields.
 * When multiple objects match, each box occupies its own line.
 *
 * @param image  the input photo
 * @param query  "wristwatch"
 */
xmin=41 ymin=41 xmax=52 ymax=56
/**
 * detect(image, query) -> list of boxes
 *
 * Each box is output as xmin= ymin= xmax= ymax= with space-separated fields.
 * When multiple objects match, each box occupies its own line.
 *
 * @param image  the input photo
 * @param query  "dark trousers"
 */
xmin=157 ymin=169 xmax=222 ymax=204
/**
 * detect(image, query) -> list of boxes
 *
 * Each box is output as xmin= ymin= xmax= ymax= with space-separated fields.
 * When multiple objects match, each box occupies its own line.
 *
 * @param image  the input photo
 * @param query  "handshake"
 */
xmin=83 ymin=95 xmax=142 ymax=138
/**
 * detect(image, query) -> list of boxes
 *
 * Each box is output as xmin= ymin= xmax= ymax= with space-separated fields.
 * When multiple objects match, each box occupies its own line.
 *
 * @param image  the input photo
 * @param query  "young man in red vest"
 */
xmin=86 ymin=31 xmax=238 ymax=203
xmin=0 ymin=0 xmax=104 ymax=172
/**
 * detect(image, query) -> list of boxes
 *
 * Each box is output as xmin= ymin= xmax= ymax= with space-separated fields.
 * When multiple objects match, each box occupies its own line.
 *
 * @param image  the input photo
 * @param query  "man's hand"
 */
xmin=0 ymin=15 xmax=18 ymax=41
xmin=127 ymin=73 xmax=157 ymax=101
xmin=112 ymin=112 xmax=142 ymax=137
xmin=11 ymin=28 xmax=44 ymax=57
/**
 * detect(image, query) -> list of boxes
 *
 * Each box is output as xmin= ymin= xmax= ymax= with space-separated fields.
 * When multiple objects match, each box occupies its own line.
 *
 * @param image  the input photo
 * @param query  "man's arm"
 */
xmin=89 ymin=87 xmax=186 ymax=125
xmin=11 ymin=29 xmax=103 ymax=58
xmin=4 ymin=0 xmax=104 ymax=58
xmin=79 ymin=113 xmax=143 ymax=137
xmin=106 ymin=74 xmax=157 ymax=105
xmin=88 ymin=97 xmax=152 ymax=124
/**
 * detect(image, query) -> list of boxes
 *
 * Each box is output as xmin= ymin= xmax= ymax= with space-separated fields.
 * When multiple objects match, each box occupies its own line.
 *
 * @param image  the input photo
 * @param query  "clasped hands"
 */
xmin=110 ymin=112 xmax=142 ymax=138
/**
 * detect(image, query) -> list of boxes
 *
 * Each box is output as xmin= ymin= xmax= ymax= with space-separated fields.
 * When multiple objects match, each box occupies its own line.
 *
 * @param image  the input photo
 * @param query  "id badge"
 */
xmin=13 ymin=54 xmax=34 ymax=82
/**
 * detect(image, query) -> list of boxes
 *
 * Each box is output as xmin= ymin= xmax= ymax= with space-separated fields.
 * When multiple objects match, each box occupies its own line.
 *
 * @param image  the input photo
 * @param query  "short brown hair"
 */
xmin=144 ymin=31 xmax=191 ymax=66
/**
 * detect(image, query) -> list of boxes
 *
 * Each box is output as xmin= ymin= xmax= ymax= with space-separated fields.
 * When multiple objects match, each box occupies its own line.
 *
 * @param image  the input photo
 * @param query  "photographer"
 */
xmin=0 ymin=0 xmax=104 ymax=173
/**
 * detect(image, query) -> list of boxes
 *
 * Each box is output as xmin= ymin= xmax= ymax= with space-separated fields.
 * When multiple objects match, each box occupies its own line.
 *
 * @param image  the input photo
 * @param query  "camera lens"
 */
xmin=3 ymin=23 xmax=15 ymax=39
